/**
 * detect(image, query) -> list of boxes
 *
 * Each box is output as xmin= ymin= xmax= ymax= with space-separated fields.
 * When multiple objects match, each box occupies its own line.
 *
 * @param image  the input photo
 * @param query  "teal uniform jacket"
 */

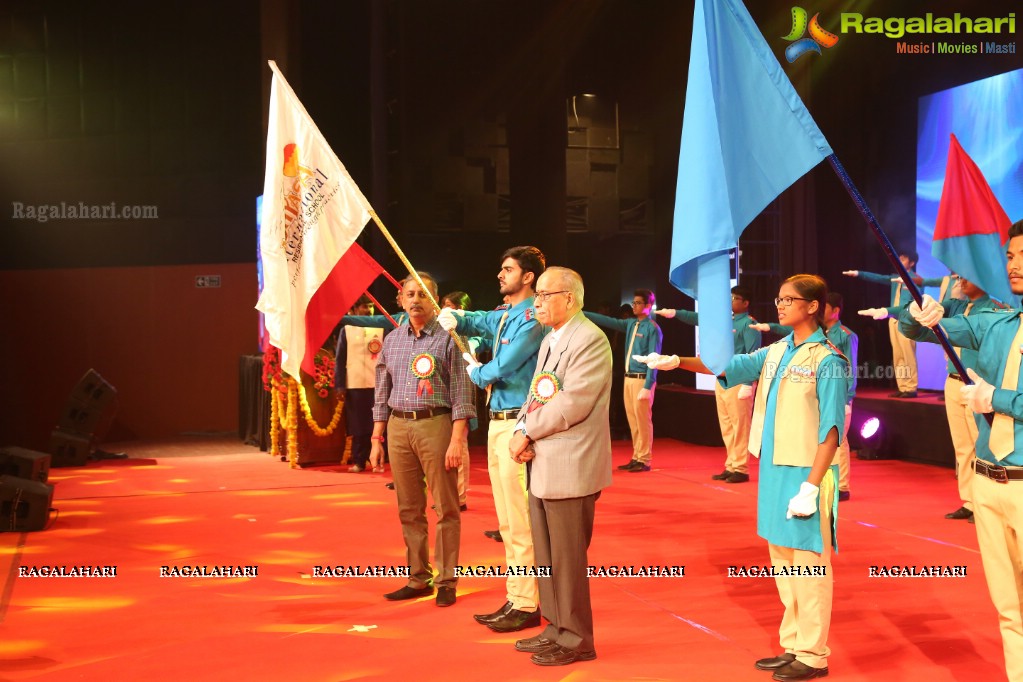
xmin=719 ymin=328 xmax=847 ymax=552
xmin=343 ymin=312 xmax=489 ymax=354
xmin=854 ymin=270 xmax=943 ymax=306
xmin=583 ymin=312 xmax=663 ymax=390
xmin=454 ymin=298 xmax=544 ymax=412
xmin=764 ymin=321 xmax=858 ymax=405
xmin=674 ymin=310 xmax=762 ymax=387
xmin=941 ymin=295 xmax=1003 ymax=375
xmin=899 ymin=304 xmax=1023 ymax=467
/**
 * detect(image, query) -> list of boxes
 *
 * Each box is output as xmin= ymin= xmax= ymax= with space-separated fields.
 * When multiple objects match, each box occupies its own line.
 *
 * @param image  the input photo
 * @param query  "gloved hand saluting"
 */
xmin=842 ymin=270 xmax=859 ymax=277
xmin=750 ymin=322 xmax=771 ymax=332
xmin=437 ymin=307 xmax=463 ymax=332
xmin=633 ymin=353 xmax=680 ymax=371
xmin=655 ymin=308 xmax=676 ymax=319
xmin=909 ymin=294 xmax=944 ymax=328
xmin=786 ymin=481 xmax=820 ymax=519
xmin=858 ymin=308 xmax=890 ymax=321
xmin=961 ymin=368 xmax=995 ymax=414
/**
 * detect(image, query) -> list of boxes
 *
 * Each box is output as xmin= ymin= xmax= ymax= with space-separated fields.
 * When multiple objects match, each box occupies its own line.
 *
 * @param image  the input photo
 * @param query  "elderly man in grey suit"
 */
xmin=508 ymin=266 xmax=613 ymax=667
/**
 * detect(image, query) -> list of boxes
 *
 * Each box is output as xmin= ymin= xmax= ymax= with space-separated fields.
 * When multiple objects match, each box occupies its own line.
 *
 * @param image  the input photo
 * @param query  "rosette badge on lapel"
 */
xmin=411 ymin=353 xmax=437 ymax=396
xmin=367 ymin=336 xmax=382 ymax=360
xmin=529 ymin=371 xmax=561 ymax=412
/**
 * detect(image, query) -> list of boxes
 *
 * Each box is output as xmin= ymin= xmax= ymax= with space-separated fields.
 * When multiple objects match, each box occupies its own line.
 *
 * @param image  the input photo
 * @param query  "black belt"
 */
xmin=489 ymin=409 xmax=519 ymax=420
xmin=390 ymin=407 xmax=451 ymax=420
xmin=624 ymin=372 xmax=646 ymax=379
xmin=949 ymin=373 xmax=963 ymax=382
xmin=975 ymin=459 xmax=1023 ymax=483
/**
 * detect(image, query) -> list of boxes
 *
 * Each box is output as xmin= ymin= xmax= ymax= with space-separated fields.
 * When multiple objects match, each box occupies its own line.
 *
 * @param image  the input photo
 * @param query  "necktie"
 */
xmin=484 ymin=311 xmax=509 ymax=407
xmin=989 ymin=314 xmax=1023 ymax=459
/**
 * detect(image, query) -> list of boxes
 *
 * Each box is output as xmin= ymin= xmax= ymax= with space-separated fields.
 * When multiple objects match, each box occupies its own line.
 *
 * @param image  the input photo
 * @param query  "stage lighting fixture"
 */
xmin=856 ymin=416 xmax=888 ymax=460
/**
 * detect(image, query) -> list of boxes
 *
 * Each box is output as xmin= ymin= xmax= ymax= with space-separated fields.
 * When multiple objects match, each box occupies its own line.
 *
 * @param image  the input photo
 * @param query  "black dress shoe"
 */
xmin=483 ymin=529 xmax=503 ymax=542
xmin=436 ymin=586 xmax=456 ymax=607
xmin=514 ymin=634 xmax=558 ymax=653
xmin=383 ymin=584 xmax=433 ymax=601
xmin=628 ymin=462 xmax=651 ymax=472
xmin=838 ymin=490 xmax=850 ymax=502
xmin=726 ymin=472 xmax=749 ymax=483
xmin=618 ymin=460 xmax=639 ymax=470
xmin=945 ymin=506 xmax=973 ymax=520
xmin=474 ymin=601 xmax=513 ymax=624
xmin=385 ymin=482 xmax=395 ymax=490
xmin=755 ymin=653 xmax=796 ymax=670
xmin=900 ymin=391 xmax=918 ymax=398
xmin=460 ymin=504 xmax=468 ymax=512
xmin=487 ymin=608 xmax=542 ymax=632
xmin=711 ymin=469 xmax=731 ymax=480
xmin=530 ymin=645 xmax=597 ymax=666
xmin=771 ymin=660 xmax=828 ymax=680
xmin=888 ymin=391 xmax=903 ymax=397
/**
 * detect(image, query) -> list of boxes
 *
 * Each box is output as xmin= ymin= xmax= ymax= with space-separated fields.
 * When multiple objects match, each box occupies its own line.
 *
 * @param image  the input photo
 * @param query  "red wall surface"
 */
xmin=0 ymin=263 xmax=259 ymax=450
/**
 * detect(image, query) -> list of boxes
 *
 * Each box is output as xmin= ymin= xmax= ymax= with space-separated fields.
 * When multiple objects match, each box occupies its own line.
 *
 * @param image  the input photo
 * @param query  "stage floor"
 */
xmin=0 ymin=436 xmax=1005 ymax=681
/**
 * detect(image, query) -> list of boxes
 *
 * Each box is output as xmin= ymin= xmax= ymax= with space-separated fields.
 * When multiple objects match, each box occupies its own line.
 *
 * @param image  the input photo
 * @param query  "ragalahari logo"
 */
xmin=782 ymin=7 xmax=839 ymax=62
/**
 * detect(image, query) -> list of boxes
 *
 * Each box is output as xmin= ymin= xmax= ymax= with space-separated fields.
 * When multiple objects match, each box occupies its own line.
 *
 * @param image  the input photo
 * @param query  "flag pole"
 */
xmin=826 ymin=155 xmax=984 ymax=409
xmin=362 ymin=289 xmax=399 ymax=329
xmin=366 ymin=208 xmax=469 ymax=355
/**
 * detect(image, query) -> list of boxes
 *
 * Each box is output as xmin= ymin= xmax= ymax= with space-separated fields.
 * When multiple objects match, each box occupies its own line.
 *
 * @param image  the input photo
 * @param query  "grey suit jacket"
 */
xmin=522 ymin=312 xmax=613 ymax=499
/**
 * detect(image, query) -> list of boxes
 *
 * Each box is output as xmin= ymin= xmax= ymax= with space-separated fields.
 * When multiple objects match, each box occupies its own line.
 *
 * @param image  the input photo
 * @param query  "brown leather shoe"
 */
xmin=435 ymin=586 xmax=456 ymax=607
xmin=383 ymin=584 xmax=433 ymax=601
xmin=514 ymin=634 xmax=558 ymax=653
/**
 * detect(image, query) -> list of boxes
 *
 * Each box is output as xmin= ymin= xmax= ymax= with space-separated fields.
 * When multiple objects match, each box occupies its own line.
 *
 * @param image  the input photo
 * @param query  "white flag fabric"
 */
xmin=256 ymin=61 xmax=377 ymax=378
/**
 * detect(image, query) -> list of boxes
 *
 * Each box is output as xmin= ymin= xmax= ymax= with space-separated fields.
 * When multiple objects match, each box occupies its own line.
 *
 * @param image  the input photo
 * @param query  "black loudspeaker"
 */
xmin=56 ymin=369 xmax=117 ymax=435
xmin=0 ymin=447 xmax=50 ymax=483
xmin=49 ymin=430 xmax=92 ymax=467
xmin=0 ymin=476 xmax=54 ymax=532
xmin=50 ymin=369 xmax=118 ymax=467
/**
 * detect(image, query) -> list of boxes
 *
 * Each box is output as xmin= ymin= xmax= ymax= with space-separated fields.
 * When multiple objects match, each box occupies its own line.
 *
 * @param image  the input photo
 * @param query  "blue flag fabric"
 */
xmin=671 ymin=0 xmax=833 ymax=373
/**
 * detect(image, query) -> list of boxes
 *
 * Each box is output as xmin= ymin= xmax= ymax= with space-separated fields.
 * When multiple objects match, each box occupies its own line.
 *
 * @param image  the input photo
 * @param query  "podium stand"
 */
xmin=267 ymin=366 xmax=346 ymax=468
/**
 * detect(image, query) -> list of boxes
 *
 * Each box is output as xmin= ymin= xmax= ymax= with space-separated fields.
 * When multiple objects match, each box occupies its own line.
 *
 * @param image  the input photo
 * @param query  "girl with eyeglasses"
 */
xmin=637 ymin=274 xmax=847 ymax=681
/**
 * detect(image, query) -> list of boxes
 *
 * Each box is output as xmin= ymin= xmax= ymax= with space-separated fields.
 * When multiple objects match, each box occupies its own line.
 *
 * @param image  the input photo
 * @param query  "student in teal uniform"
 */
xmin=899 ymin=220 xmax=1023 ymax=680
xmin=753 ymin=292 xmax=857 ymax=500
xmin=656 ymin=285 xmax=761 ymax=483
xmin=843 ymin=250 xmax=942 ymax=398
xmin=583 ymin=289 xmax=663 ymax=472
xmin=638 ymin=274 xmax=846 ymax=681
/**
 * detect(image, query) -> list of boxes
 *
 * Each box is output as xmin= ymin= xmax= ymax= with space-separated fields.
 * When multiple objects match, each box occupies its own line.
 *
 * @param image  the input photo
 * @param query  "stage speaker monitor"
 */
xmin=56 ymin=369 xmax=117 ymax=437
xmin=0 ymin=475 xmax=54 ymax=532
xmin=49 ymin=429 xmax=92 ymax=468
xmin=0 ymin=446 xmax=51 ymax=482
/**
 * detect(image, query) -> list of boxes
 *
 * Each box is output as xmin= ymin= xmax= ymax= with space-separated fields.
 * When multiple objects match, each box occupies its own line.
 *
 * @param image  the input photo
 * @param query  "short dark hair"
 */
xmin=634 ymin=288 xmax=655 ymax=305
xmin=399 ymin=271 xmax=438 ymax=298
xmin=901 ymin=250 xmax=919 ymax=267
xmin=827 ymin=292 xmax=844 ymax=312
xmin=442 ymin=291 xmax=471 ymax=310
xmin=731 ymin=285 xmax=752 ymax=302
xmin=1009 ymin=219 xmax=1023 ymax=240
xmin=501 ymin=246 xmax=546 ymax=284
xmin=355 ymin=294 xmax=372 ymax=307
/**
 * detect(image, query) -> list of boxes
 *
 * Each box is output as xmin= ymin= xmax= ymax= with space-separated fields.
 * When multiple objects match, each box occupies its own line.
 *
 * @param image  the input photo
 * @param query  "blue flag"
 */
xmin=671 ymin=0 xmax=833 ymax=373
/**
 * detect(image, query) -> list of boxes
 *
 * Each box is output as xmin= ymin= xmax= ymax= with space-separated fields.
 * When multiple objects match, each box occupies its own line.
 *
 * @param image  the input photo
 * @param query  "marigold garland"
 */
xmin=286 ymin=377 xmax=299 ymax=467
xmin=263 ymin=350 xmax=343 ymax=465
xmin=297 ymin=382 xmax=344 ymax=437
xmin=269 ymin=378 xmax=282 ymax=457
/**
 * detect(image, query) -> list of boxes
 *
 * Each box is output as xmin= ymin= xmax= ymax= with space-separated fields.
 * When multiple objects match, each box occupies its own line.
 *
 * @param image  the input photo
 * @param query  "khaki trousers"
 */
xmin=456 ymin=440 xmax=469 ymax=506
xmin=387 ymin=414 xmax=460 ymax=589
xmin=715 ymin=382 xmax=753 ymax=474
xmin=768 ymin=483 xmax=834 ymax=669
xmin=487 ymin=418 xmax=538 ymax=611
xmin=974 ymin=472 xmax=1023 ymax=682
xmin=623 ymin=378 xmax=654 ymax=464
xmin=944 ymin=376 xmax=978 ymax=510
xmin=889 ymin=317 xmax=918 ymax=393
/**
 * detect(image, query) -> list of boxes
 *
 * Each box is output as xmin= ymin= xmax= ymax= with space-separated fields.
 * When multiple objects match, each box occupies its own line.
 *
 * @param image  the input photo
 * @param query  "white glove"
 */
xmin=633 ymin=353 xmax=680 ymax=370
xmin=737 ymin=384 xmax=753 ymax=400
xmin=437 ymin=307 xmax=463 ymax=332
xmin=858 ymin=308 xmax=890 ymax=321
xmin=961 ymin=368 xmax=995 ymax=414
xmin=462 ymin=351 xmax=482 ymax=377
xmin=655 ymin=308 xmax=676 ymax=318
xmin=842 ymin=270 xmax=859 ymax=277
xmin=786 ymin=481 xmax=820 ymax=519
xmin=637 ymin=388 xmax=651 ymax=401
xmin=750 ymin=322 xmax=771 ymax=332
xmin=909 ymin=294 xmax=944 ymax=327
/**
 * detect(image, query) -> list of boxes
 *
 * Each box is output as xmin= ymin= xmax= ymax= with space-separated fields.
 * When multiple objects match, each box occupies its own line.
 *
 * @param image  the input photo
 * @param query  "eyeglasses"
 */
xmin=774 ymin=296 xmax=812 ymax=307
xmin=535 ymin=290 xmax=569 ymax=303
xmin=631 ymin=300 xmax=647 ymax=306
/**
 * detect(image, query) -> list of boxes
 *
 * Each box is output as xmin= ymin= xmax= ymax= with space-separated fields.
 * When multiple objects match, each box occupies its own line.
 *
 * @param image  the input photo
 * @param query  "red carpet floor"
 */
xmin=0 ymin=437 xmax=1006 ymax=681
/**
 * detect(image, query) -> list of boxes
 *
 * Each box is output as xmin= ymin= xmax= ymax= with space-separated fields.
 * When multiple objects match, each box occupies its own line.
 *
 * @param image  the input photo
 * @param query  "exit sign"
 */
xmin=195 ymin=275 xmax=221 ymax=288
